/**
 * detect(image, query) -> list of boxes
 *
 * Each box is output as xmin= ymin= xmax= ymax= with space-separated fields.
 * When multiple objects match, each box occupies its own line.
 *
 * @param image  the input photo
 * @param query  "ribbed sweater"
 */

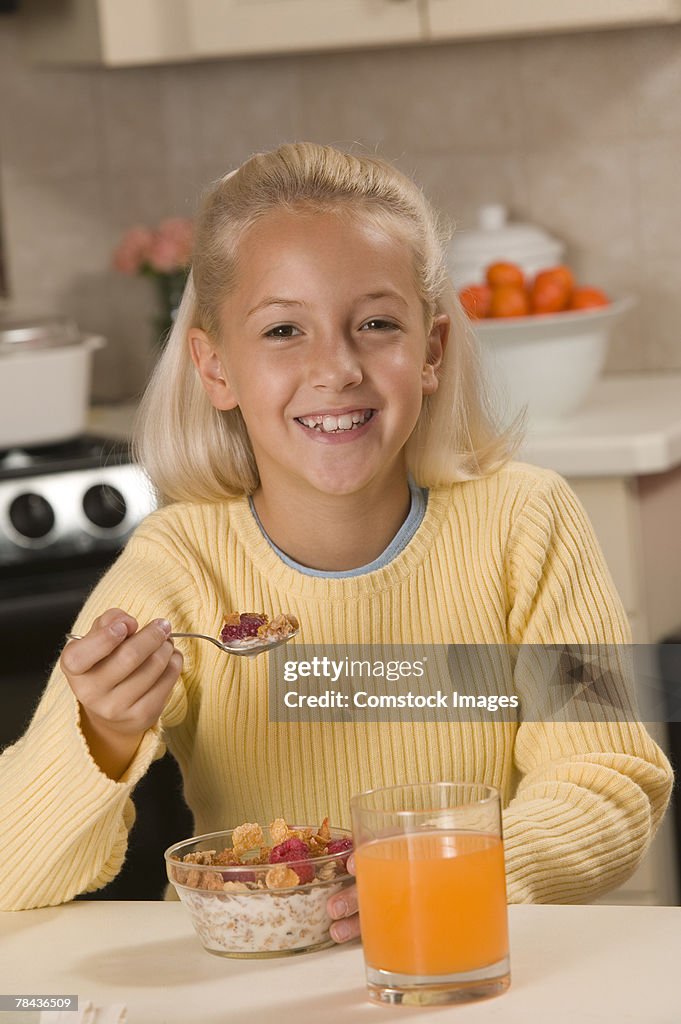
xmin=0 ymin=462 xmax=672 ymax=910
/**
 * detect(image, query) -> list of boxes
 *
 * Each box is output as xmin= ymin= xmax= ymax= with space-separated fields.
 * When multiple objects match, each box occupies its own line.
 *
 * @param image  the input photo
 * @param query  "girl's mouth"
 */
xmin=294 ymin=409 xmax=375 ymax=434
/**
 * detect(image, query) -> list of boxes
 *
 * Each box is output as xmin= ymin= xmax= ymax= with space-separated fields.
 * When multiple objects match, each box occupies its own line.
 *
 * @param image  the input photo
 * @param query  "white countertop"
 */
xmin=1 ymin=902 xmax=679 ymax=1023
xmin=90 ymin=372 xmax=681 ymax=479
xmin=88 ymin=404 xmax=138 ymax=442
xmin=520 ymin=373 xmax=681 ymax=477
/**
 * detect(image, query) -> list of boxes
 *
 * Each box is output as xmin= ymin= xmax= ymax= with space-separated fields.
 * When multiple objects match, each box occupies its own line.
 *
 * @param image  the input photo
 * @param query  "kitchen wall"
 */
xmin=0 ymin=15 xmax=680 ymax=400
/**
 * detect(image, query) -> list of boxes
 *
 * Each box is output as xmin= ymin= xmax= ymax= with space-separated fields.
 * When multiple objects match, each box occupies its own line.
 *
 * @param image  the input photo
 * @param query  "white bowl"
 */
xmin=472 ymin=296 xmax=635 ymax=427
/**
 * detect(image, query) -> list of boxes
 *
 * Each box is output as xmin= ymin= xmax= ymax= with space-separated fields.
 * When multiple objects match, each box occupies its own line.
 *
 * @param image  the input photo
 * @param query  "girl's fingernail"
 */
xmin=110 ymin=621 xmax=127 ymax=638
xmin=332 ymin=921 xmax=351 ymax=942
xmin=331 ymin=899 xmax=348 ymax=918
xmin=156 ymin=619 xmax=172 ymax=636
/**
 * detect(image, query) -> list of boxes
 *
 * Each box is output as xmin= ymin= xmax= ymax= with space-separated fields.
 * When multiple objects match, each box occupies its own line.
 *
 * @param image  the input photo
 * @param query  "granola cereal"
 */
xmin=220 ymin=611 xmax=299 ymax=647
xmin=269 ymin=817 xmax=289 ymax=845
xmin=260 ymin=613 xmax=299 ymax=641
xmin=166 ymin=817 xmax=353 ymax=957
xmin=265 ymin=865 xmax=300 ymax=890
xmin=180 ymin=884 xmax=345 ymax=955
xmin=232 ymin=822 xmax=264 ymax=855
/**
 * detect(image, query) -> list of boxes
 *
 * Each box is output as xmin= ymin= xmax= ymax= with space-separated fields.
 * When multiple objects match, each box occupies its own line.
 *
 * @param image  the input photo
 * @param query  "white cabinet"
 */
xmin=19 ymin=0 xmax=424 ymax=67
xmin=570 ymin=466 xmax=681 ymax=646
xmin=425 ymin=0 xmax=681 ymax=40
xmin=569 ymin=469 xmax=681 ymax=908
xmin=188 ymin=0 xmax=424 ymax=59
xmin=19 ymin=0 xmax=195 ymax=67
xmin=21 ymin=0 xmax=681 ymax=66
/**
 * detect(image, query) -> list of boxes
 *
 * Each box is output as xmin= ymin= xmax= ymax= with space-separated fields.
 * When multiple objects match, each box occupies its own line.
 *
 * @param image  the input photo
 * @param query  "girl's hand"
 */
xmin=60 ymin=608 xmax=183 ymax=779
xmin=327 ymin=854 xmax=360 ymax=943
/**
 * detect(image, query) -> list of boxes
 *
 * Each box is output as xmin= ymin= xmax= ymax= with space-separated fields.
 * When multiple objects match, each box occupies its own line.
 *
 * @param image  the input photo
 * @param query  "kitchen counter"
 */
xmin=88 ymin=403 xmax=138 ymax=442
xmin=83 ymin=382 xmax=680 ymax=911
xmin=91 ymin=373 xmax=681 ymax=479
xmin=0 ymin=902 xmax=679 ymax=1023
xmin=520 ymin=373 xmax=681 ymax=477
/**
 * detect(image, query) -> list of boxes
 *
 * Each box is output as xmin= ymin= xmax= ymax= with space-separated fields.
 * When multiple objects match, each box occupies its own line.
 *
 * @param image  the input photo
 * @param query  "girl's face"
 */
xmin=189 ymin=208 xmax=449 ymax=500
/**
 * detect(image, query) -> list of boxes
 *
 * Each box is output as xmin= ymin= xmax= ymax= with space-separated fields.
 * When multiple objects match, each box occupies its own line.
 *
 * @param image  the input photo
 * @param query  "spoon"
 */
xmin=65 ymin=628 xmax=299 ymax=658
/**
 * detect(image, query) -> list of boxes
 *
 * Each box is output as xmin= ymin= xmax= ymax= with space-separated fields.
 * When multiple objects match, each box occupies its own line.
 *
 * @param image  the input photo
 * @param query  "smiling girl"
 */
xmin=0 ymin=143 xmax=672 ymax=924
xmin=189 ymin=204 xmax=452 ymax=569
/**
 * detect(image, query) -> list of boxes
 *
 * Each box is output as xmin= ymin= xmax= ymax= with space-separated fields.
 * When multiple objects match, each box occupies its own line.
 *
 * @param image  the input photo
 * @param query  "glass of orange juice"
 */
xmin=351 ymin=782 xmax=510 ymax=1006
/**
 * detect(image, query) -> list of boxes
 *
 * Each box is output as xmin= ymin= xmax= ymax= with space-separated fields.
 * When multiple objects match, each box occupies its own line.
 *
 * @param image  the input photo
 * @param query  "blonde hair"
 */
xmin=135 ymin=142 xmax=520 ymax=504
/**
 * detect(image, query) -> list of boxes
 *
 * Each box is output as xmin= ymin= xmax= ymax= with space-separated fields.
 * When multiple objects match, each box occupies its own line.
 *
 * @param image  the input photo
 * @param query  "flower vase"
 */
xmin=152 ymin=270 xmax=188 ymax=348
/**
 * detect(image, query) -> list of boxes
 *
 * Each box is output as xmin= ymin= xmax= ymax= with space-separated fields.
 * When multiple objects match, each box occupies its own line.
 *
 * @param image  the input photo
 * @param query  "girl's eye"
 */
xmin=264 ymin=324 xmax=300 ymax=338
xmin=361 ymin=319 xmax=399 ymax=332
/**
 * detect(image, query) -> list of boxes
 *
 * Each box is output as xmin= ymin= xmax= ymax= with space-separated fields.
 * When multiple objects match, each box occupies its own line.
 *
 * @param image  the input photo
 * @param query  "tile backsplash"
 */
xmin=1 ymin=16 xmax=680 ymax=399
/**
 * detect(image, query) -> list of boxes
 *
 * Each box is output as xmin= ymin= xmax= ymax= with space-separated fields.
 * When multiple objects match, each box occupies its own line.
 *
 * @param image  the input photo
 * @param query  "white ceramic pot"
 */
xmin=0 ymin=317 xmax=106 ymax=448
xmin=473 ymin=296 xmax=635 ymax=427
xmin=447 ymin=204 xmax=565 ymax=289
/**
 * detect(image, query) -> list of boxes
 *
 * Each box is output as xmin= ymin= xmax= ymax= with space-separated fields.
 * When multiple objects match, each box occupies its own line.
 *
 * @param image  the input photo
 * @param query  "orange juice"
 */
xmin=354 ymin=831 xmax=508 ymax=976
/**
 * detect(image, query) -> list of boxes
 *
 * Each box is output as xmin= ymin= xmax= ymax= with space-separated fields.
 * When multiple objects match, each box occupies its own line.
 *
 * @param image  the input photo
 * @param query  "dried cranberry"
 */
xmin=239 ymin=613 xmax=266 ymax=635
xmin=326 ymin=837 xmax=354 ymax=869
xmin=293 ymin=862 xmax=315 ymax=884
xmin=220 ymin=613 xmax=267 ymax=643
xmin=222 ymin=869 xmax=256 ymax=884
xmin=269 ymin=838 xmax=315 ymax=884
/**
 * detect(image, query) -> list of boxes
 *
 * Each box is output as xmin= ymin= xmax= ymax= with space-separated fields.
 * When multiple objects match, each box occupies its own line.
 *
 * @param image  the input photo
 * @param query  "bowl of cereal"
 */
xmin=165 ymin=818 xmax=354 ymax=958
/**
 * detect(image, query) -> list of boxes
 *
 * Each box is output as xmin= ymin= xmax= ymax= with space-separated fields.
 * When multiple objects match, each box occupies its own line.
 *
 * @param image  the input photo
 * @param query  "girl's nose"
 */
xmin=309 ymin=332 xmax=363 ymax=391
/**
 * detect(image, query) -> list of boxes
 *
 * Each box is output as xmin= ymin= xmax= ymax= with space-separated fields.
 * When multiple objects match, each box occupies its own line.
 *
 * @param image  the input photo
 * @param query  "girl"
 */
xmin=0 ymin=144 xmax=672 ymax=934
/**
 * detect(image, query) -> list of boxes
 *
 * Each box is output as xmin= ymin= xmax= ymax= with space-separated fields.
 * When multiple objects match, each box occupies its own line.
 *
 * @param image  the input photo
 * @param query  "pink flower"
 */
xmin=159 ymin=217 xmax=194 ymax=249
xmin=112 ymin=218 xmax=194 ymax=275
xmin=111 ymin=226 xmax=154 ymax=275
xmin=148 ymin=235 xmax=182 ymax=273
xmin=149 ymin=218 xmax=194 ymax=272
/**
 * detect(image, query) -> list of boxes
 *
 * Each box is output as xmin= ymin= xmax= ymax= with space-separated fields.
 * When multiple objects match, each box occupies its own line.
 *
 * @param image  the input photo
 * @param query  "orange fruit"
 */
xmin=530 ymin=277 xmax=571 ymax=314
xmin=569 ymin=286 xmax=610 ymax=310
xmin=489 ymin=284 xmax=530 ymax=318
xmin=458 ymin=284 xmax=492 ymax=319
xmin=486 ymin=262 xmax=525 ymax=289
xmin=535 ymin=265 xmax=575 ymax=294
xmin=530 ymin=266 xmax=574 ymax=314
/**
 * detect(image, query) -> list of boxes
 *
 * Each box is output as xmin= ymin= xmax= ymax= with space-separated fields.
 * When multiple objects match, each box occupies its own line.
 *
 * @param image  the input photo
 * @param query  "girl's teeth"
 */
xmin=298 ymin=410 xmax=372 ymax=432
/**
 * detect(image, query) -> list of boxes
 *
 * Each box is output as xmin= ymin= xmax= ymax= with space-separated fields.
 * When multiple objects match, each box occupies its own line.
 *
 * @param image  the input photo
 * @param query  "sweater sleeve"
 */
xmin=0 ymin=513 xmax=195 ymax=911
xmin=502 ymin=469 xmax=673 ymax=903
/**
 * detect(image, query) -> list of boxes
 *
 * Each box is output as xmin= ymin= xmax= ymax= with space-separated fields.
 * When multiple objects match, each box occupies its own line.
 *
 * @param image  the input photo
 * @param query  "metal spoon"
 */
xmin=65 ymin=628 xmax=298 ymax=658
xmin=168 ymin=629 xmax=299 ymax=657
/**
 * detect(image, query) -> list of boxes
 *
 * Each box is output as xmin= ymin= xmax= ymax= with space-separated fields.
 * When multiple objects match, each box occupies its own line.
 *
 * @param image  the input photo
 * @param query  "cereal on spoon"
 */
xmin=220 ymin=612 xmax=299 ymax=648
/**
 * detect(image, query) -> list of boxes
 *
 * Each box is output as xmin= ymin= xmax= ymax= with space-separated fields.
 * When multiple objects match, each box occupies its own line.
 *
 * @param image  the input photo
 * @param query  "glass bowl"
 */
xmin=165 ymin=825 xmax=354 ymax=958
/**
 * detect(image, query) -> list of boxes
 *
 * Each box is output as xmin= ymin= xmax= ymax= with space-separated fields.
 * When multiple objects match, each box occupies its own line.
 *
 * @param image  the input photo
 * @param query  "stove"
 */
xmin=0 ymin=430 xmax=156 ymax=733
xmin=0 ymin=434 xmax=156 ymax=568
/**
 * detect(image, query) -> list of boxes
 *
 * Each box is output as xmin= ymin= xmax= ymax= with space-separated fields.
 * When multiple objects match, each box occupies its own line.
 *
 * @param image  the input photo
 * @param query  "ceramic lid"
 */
xmin=449 ymin=204 xmax=563 ymax=263
xmin=0 ymin=316 xmax=83 ymax=354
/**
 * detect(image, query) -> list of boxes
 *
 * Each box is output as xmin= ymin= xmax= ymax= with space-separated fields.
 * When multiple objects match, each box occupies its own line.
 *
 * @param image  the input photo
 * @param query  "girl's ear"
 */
xmin=422 ymin=313 xmax=449 ymax=396
xmin=188 ymin=328 xmax=239 ymax=410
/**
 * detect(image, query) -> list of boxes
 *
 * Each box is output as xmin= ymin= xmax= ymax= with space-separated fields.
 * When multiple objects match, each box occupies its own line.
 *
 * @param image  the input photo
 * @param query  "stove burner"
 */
xmin=0 ymin=433 xmax=156 ymax=567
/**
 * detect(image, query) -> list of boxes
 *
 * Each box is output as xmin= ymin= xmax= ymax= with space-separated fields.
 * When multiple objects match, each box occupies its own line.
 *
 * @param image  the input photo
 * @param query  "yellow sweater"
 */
xmin=0 ymin=462 xmax=672 ymax=910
